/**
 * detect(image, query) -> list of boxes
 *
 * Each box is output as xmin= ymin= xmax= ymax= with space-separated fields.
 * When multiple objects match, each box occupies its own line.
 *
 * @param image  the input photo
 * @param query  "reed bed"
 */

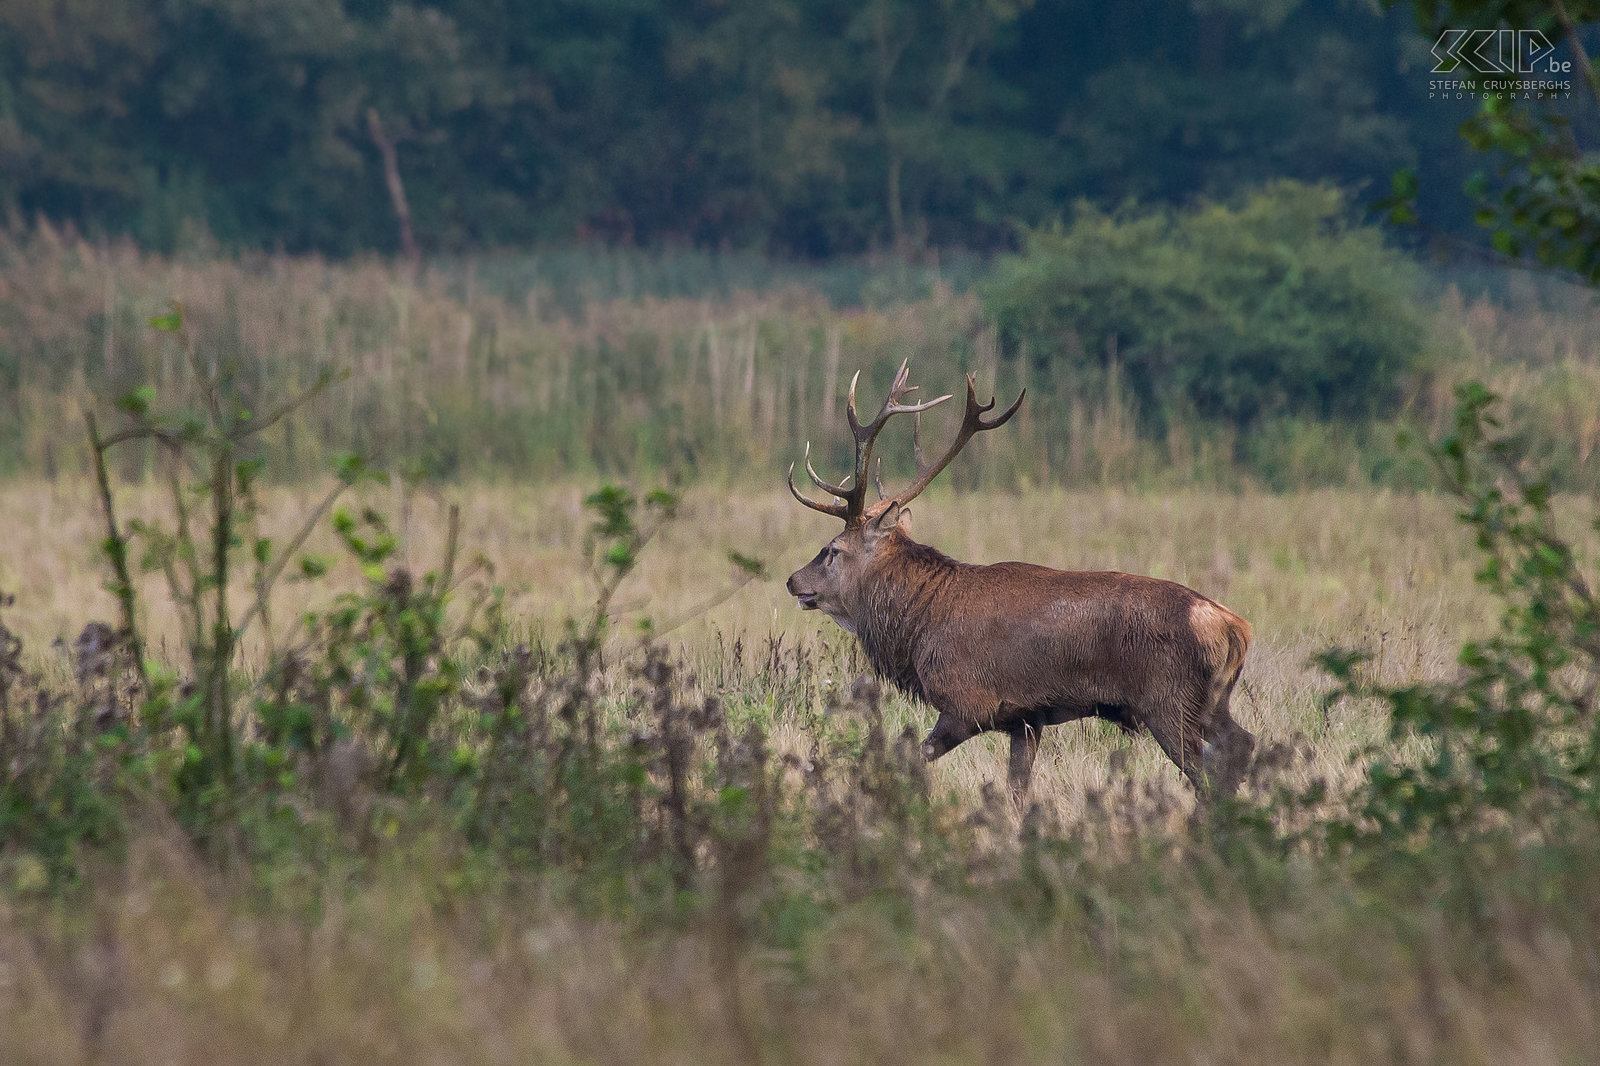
xmin=5 ymin=232 xmax=1600 ymax=491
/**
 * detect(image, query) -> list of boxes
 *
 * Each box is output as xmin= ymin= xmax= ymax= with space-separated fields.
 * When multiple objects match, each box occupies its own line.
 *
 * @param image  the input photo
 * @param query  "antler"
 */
xmin=787 ymin=359 xmax=952 ymax=524
xmin=881 ymin=374 xmax=1025 ymax=510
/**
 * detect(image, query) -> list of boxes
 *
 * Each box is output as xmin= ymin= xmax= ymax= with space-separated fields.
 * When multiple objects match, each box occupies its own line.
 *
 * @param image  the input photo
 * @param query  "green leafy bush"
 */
xmin=1319 ymin=383 xmax=1600 ymax=851
xmin=0 ymin=605 xmax=136 ymax=885
xmin=983 ymin=181 xmax=1429 ymax=429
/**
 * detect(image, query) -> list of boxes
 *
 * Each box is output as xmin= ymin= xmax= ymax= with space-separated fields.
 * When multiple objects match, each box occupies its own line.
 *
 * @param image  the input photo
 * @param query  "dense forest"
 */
xmin=0 ymin=0 xmax=1489 ymax=257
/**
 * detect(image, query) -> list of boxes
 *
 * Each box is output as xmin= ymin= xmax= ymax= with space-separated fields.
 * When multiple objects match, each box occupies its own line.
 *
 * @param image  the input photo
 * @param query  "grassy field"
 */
xmin=2 ymin=477 xmax=1490 ymax=819
xmin=6 ymin=232 xmax=1600 ymax=491
xmin=4 ymin=830 xmax=1596 ymax=1066
xmin=4 ymin=473 xmax=1599 ymax=1065
xmin=3 ymin=238 xmax=1599 ymax=1064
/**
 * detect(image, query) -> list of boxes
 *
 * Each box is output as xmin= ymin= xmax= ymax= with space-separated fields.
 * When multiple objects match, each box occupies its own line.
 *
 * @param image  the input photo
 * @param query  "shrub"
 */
xmin=983 ymin=181 xmax=1428 ymax=429
xmin=1318 ymin=382 xmax=1600 ymax=851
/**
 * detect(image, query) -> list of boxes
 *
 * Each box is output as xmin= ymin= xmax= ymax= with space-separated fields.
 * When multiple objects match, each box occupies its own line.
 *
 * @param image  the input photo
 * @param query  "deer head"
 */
xmin=785 ymin=360 xmax=1023 ymax=626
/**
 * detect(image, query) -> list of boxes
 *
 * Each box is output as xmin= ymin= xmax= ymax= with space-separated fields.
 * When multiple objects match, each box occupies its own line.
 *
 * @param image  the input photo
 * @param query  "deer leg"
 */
xmin=1007 ymin=725 xmax=1040 ymax=805
xmin=1139 ymin=699 xmax=1210 ymax=796
xmin=922 ymin=711 xmax=978 ymax=761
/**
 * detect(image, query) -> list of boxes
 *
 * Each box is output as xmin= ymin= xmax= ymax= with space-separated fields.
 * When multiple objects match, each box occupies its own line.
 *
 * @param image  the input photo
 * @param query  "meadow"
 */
xmin=0 ymin=478 xmax=1492 ymax=820
xmin=2 ymin=234 xmax=1599 ymax=1064
xmin=3 ymin=469 xmax=1597 ymax=1064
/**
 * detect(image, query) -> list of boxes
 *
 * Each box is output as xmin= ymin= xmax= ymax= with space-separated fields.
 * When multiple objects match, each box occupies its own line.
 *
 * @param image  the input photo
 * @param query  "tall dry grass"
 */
xmin=0 ymin=478 xmax=1498 ymax=823
xmin=0 ymin=231 xmax=1029 ymax=485
xmin=2 ymin=829 xmax=1595 ymax=1066
xmin=5 ymin=238 xmax=1600 ymax=1066
xmin=7 ymin=231 xmax=1599 ymax=490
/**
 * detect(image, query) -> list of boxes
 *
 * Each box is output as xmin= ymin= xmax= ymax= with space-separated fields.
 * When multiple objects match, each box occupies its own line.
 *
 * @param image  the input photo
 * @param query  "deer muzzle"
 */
xmin=785 ymin=572 xmax=818 ymax=610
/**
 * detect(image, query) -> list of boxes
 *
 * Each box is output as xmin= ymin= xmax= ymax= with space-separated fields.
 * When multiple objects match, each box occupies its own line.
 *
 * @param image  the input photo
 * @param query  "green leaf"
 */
xmin=148 ymin=310 xmax=183 ymax=332
xmin=333 ymin=451 xmax=366 ymax=483
xmin=645 ymin=488 xmax=680 ymax=517
xmin=115 ymin=386 xmax=158 ymax=416
xmin=585 ymin=484 xmax=637 ymax=538
xmin=236 ymin=457 xmax=266 ymax=489
xmin=718 ymin=785 xmax=750 ymax=814
xmin=728 ymin=551 xmax=768 ymax=578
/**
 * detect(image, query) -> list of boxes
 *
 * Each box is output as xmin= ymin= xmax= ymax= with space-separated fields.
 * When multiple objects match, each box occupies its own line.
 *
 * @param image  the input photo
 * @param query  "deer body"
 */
xmin=785 ymin=361 xmax=1256 ymax=801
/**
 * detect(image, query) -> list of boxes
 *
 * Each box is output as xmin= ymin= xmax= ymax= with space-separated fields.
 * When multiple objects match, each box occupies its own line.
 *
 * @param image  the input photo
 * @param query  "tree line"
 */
xmin=0 ymin=0 xmax=1480 ymax=257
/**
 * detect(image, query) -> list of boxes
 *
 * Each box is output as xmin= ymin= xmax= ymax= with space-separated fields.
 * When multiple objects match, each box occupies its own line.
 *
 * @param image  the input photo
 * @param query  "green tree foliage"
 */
xmin=1318 ymin=384 xmax=1600 ymax=852
xmin=0 ymin=0 xmax=1473 ymax=256
xmin=1387 ymin=0 xmax=1600 ymax=279
xmin=982 ymin=182 xmax=1429 ymax=429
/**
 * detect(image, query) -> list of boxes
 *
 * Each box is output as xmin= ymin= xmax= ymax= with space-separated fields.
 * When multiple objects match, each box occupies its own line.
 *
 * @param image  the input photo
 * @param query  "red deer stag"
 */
xmin=785 ymin=361 xmax=1255 ymax=802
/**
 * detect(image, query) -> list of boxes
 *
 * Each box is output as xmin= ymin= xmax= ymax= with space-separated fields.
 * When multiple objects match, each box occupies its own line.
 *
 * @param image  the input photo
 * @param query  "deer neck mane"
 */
xmin=847 ymin=532 xmax=963 ymax=701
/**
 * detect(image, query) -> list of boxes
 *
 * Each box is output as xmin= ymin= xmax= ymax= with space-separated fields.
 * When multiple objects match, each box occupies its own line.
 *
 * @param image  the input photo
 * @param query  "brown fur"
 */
xmin=787 ymin=502 xmax=1255 ymax=801
xmin=785 ymin=365 xmax=1254 ymax=802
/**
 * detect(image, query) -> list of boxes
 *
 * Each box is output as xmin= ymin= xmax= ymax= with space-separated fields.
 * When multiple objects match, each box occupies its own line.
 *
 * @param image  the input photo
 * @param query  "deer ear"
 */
xmin=868 ymin=501 xmax=912 ymax=538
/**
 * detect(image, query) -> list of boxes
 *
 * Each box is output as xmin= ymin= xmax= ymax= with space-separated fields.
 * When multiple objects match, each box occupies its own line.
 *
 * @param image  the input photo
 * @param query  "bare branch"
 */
xmin=83 ymin=409 xmax=148 ymax=691
xmin=233 ymin=478 xmax=351 ymax=642
xmin=230 ymin=369 xmax=344 ymax=442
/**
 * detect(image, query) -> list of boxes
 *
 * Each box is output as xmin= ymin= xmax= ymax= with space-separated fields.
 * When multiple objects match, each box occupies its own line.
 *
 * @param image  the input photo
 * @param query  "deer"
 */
xmin=784 ymin=360 xmax=1256 ymax=804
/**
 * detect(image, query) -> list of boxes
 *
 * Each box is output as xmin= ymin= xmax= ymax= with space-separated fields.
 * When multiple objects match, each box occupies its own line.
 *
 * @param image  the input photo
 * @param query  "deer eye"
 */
xmin=824 ymin=546 xmax=840 ymax=563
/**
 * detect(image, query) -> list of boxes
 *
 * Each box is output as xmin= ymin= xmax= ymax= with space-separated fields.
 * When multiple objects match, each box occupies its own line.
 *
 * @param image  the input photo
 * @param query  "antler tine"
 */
xmin=846 ymin=369 xmax=868 ymax=440
xmin=971 ymin=374 xmax=1026 ymax=430
xmin=848 ymin=359 xmax=950 ymax=443
xmin=787 ymin=461 xmax=850 ymax=519
xmin=874 ymin=458 xmax=885 ymax=500
xmin=793 ymin=360 xmax=963 ymax=525
xmin=803 ymin=441 xmax=854 ymax=499
xmin=888 ymin=392 xmax=953 ymax=417
xmin=824 ymin=359 xmax=945 ymax=522
xmin=886 ymin=374 xmax=1026 ymax=509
